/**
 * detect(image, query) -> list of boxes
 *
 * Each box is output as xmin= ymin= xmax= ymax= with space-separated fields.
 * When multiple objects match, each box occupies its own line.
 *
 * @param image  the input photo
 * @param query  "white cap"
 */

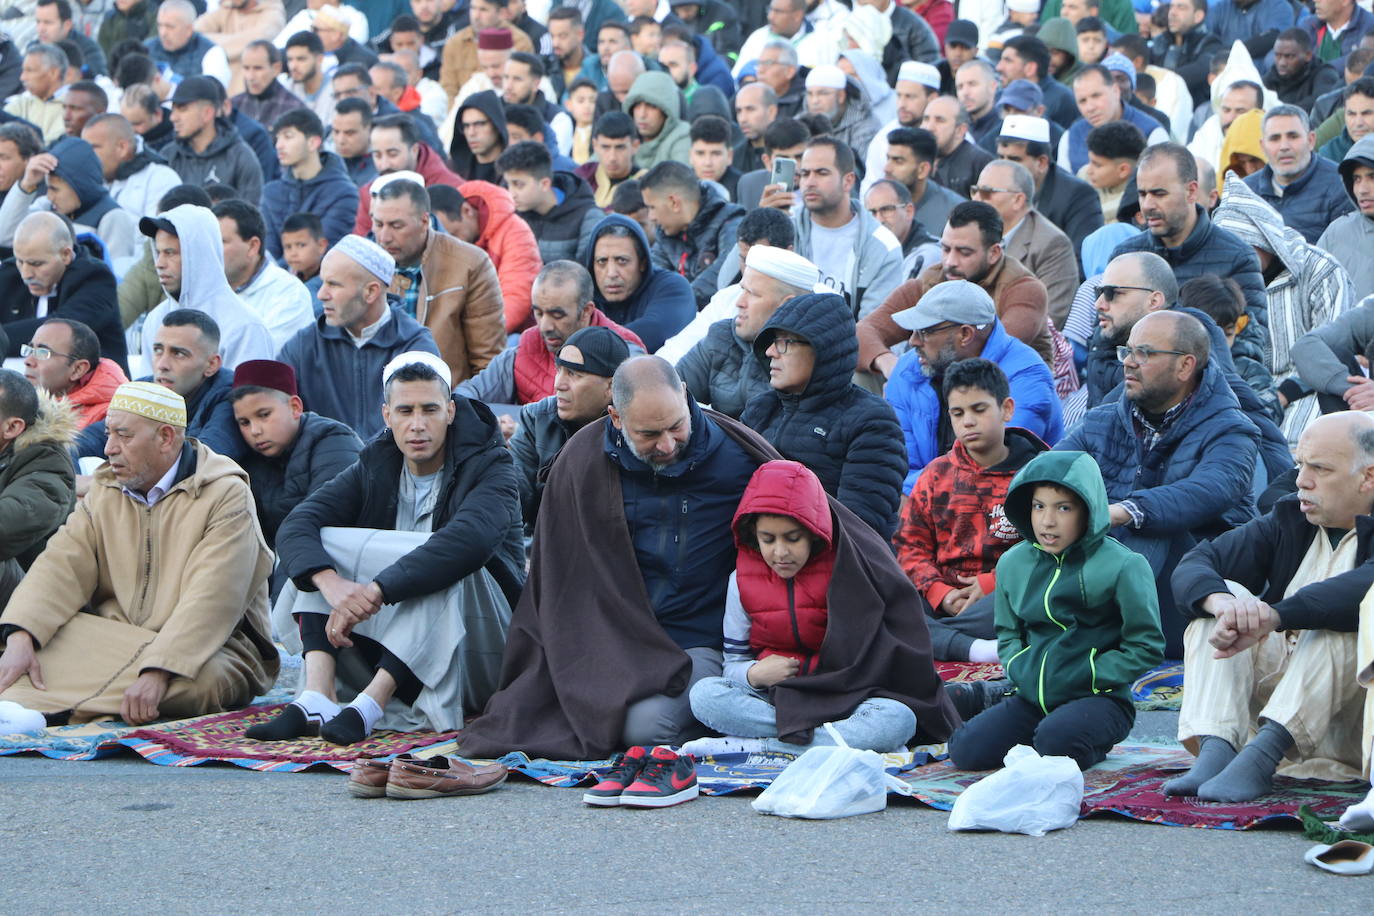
xmin=999 ymin=114 xmax=1051 ymax=144
xmin=382 ymin=351 xmax=453 ymax=390
xmin=1007 ymin=0 xmax=1041 ymax=12
xmin=897 ymin=61 xmax=941 ymax=91
xmin=370 ymin=170 xmax=426 ymax=196
xmin=744 ymin=246 xmax=821 ymax=292
xmin=331 ymin=234 xmax=396 ymax=286
xmin=805 ymin=65 xmax=847 ymax=91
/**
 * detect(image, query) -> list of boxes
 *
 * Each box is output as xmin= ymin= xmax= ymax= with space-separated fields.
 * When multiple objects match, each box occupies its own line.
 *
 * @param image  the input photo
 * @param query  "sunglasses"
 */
xmin=1094 ymin=284 xmax=1154 ymax=302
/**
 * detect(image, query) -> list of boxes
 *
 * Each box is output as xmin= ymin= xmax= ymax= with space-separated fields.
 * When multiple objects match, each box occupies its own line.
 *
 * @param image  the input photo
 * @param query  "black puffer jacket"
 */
xmin=740 ymin=293 xmax=906 ymax=540
xmin=277 ymin=395 xmax=526 ymax=608
xmin=239 ymin=411 xmax=362 ymax=548
xmin=677 ymin=318 xmax=773 ymax=419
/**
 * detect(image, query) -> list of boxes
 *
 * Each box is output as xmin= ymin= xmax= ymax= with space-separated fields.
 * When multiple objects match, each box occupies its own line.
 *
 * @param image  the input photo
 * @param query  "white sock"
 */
xmin=348 ymin=693 xmax=384 ymax=734
xmin=0 ymin=700 xmax=46 ymax=736
xmin=1340 ymin=784 xmax=1374 ymax=832
xmin=292 ymin=689 xmax=341 ymax=725
xmin=968 ymin=639 xmax=1000 ymax=664
xmin=679 ymin=736 xmax=769 ymax=758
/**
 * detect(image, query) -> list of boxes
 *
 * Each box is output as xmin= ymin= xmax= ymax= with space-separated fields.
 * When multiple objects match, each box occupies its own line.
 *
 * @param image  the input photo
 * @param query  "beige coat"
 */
xmin=0 ymin=440 xmax=278 ymax=720
xmin=197 ymin=0 xmax=287 ymax=96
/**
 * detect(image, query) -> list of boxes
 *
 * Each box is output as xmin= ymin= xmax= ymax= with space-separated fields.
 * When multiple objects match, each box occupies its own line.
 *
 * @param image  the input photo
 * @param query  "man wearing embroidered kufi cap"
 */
xmin=0 ymin=381 xmax=280 ymax=731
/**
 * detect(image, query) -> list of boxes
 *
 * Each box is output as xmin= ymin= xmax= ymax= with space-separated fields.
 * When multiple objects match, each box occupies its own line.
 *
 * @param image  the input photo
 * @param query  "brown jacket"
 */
xmin=0 ymin=440 xmax=278 ymax=711
xmin=857 ymin=255 xmax=1053 ymax=372
xmin=1002 ymin=209 xmax=1080 ymax=329
xmin=389 ymin=229 xmax=506 ymax=384
xmin=440 ymin=25 xmax=535 ymax=101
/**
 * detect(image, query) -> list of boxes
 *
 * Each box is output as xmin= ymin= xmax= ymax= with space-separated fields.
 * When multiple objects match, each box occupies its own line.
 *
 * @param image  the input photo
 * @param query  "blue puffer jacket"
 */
xmin=260 ymin=152 xmax=360 ymax=260
xmin=739 ymin=293 xmax=907 ymax=540
xmin=886 ymin=320 xmax=1064 ymax=495
xmin=1111 ymin=206 xmax=1269 ymax=356
xmin=1057 ymin=361 xmax=1259 ymax=605
xmin=604 ymin=396 xmax=758 ymax=650
xmin=1242 ymin=156 xmax=1354 ymax=245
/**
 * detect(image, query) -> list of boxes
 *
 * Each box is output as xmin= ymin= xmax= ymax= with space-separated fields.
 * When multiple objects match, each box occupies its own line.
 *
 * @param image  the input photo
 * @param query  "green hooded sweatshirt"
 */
xmin=622 ymin=71 xmax=692 ymax=170
xmin=1038 ymin=17 xmax=1083 ymax=87
xmin=994 ymin=451 xmax=1164 ymax=714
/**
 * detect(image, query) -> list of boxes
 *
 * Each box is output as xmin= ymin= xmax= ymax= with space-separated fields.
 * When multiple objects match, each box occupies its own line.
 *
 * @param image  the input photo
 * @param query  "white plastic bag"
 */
xmin=752 ymin=724 xmax=911 ymax=819
xmin=947 ymin=744 xmax=1084 ymax=836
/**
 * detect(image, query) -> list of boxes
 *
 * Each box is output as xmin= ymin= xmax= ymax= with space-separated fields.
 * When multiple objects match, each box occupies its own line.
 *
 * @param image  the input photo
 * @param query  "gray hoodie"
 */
xmin=1316 ymin=135 xmax=1374 ymax=301
xmin=140 ymin=204 xmax=275 ymax=370
xmin=793 ymin=200 xmax=904 ymax=322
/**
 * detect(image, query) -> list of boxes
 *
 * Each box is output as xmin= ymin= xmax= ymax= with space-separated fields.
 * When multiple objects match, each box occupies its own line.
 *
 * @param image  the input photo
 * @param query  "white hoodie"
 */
xmin=140 ymin=204 xmax=275 ymax=370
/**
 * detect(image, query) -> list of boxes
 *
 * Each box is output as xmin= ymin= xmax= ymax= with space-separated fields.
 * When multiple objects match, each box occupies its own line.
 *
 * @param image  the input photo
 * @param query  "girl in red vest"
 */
xmin=682 ymin=460 xmax=920 ymax=757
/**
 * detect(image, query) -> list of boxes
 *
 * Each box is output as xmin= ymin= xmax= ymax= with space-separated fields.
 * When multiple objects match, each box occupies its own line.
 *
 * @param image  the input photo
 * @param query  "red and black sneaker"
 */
xmin=619 ymin=746 xmax=699 ymax=808
xmin=582 ymin=745 xmax=650 ymax=806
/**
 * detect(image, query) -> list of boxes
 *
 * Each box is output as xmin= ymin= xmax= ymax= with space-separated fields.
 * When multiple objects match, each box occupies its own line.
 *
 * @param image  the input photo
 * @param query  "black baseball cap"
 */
xmin=557 ymin=326 xmax=631 ymax=378
xmin=170 ymin=75 xmax=224 ymax=106
xmin=946 ymin=19 xmax=979 ymax=49
xmin=138 ymin=215 xmax=177 ymax=239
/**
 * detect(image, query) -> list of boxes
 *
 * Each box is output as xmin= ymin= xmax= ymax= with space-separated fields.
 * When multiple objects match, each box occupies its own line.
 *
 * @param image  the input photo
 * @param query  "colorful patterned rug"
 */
xmin=935 ymin=660 xmax=1185 ymax=712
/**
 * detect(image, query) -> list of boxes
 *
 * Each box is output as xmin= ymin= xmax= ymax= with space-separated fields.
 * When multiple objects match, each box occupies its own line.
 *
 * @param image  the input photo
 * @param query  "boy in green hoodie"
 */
xmin=948 ymin=451 xmax=1164 ymax=771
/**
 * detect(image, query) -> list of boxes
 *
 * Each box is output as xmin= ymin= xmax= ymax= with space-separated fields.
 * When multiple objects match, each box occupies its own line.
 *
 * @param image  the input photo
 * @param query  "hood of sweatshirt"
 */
xmin=1339 ymin=134 xmax=1374 ymax=207
xmin=732 ymin=458 xmax=834 ymax=553
xmin=1003 ymin=449 xmax=1111 ymax=558
xmin=1213 ymin=171 xmax=1303 ymax=276
xmin=583 ymin=212 xmax=654 ymax=310
xmin=622 ymin=71 xmax=683 ymax=132
xmin=752 ymin=291 xmax=856 ymax=406
xmin=1038 ymin=17 xmax=1081 ymax=83
xmin=457 ymin=179 xmax=518 ymax=246
xmin=1217 ymin=108 xmax=1266 ymax=191
xmin=158 ymin=203 xmax=239 ymax=311
xmin=449 ymin=89 xmax=508 ymax=172
xmin=49 ymin=136 xmax=118 ymax=227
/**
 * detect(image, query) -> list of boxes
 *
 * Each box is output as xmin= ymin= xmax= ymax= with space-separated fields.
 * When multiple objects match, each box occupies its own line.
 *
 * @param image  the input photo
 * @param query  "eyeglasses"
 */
xmin=20 ymin=343 xmax=73 ymax=362
xmin=911 ymin=321 xmax=963 ymax=340
xmin=866 ymin=204 xmax=902 ymax=218
xmin=771 ymin=336 xmax=811 ymax=354
xmin=1116 ymin=345 xmax=1188 ymax=364
xmin=1094 ymin=284 xmax=1154 ymax=302
xmin=970 ymin=185 xmax=1017 ymax=197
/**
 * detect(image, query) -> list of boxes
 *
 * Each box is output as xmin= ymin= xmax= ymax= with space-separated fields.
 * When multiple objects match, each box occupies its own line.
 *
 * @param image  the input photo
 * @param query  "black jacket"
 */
xmin=884 ymin=6 xmax=940 ymax=82
xmin=740 ymin=293 xmax=906 ymax=540
xmin=277 ymin=395 xmax=527 ymax=608
xmin=934 ymin=139 xmax=996 ymax=200
xmin=518 ymin=171 xmax=603 ymax=264
xmin=1172 ymin=497 xmax=1374 ymax=632
xmin=0 ymin=249 xmax=127 ymax=374
xmin=1035 ymin=163 xmax=1103 ymax=267
xmin=239 ymin=411 xmax=362 ymax=548
xmin=1264 ymin=57 xmax=1342 ymax=113
xmin=449 ymin=90 xmax=507 ymax=182
xmin=1150 ymin=24 xmax=1225 ymax=107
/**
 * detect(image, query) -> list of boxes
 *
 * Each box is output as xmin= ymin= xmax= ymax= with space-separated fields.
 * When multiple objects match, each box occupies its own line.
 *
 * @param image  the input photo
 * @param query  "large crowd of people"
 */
xmin=0 ymin=0 xmax=1373 ymax=821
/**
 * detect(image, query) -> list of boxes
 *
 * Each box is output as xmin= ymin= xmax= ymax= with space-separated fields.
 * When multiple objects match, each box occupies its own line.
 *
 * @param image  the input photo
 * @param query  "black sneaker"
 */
xmin=619 ymin=746 xmax=699 ymax=808
xmin=582 ymin=745 xmax=649 ymax=806
xmin=945 ymin=679 xmax=1013 ymax=721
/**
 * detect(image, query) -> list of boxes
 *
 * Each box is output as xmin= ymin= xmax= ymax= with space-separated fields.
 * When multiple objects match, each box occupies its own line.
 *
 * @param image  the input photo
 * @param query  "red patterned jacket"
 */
xmin=894 ymin=427 xmax=1046 ymax=610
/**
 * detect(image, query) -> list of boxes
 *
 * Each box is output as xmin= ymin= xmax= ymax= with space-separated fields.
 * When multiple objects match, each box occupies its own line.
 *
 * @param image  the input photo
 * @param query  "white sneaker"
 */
xmin=679 ymin=736 xmax=769 ymax=758
xmin=0 ymin=700 xmax=46 ymax=736
xmin=1339 ymin=786 xmax=1374 ymax=833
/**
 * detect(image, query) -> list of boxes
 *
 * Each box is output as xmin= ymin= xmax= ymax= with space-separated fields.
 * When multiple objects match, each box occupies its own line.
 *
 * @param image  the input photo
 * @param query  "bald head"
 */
xmin=15 ymin=211 xmax=73 ymax=254
xmin=1138 ymin=310 xmax=1209 ymax=369
xmin=609 ymin=356 xmax=692 ymax=468
xmin=611 ymin=355 xmax=683 ymax=410
xmin=1294 ymin=411 xmax=1374 ymax=529
xmin=608 ymin=50 xmax=645 ymax=99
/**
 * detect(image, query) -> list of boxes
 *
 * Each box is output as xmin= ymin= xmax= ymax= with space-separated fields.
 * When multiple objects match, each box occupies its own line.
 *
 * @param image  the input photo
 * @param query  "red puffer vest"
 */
xmin=511 ymin=309 xmax=647 ymax=404
xmin=732 ymin=460 xmax=835 ymax=675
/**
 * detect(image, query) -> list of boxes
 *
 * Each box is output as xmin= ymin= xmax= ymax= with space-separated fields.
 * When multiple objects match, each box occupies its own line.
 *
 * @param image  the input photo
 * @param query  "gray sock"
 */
xmin=1197 ymin=722 xmax=1295 ymax=803
xmin=1162 ymin=735 xmax=1237 ymax=796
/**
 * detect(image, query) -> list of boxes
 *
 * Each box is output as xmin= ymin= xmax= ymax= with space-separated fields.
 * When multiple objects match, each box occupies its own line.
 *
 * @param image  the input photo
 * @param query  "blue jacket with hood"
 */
xmin=740 ymin=293 xmax=907 ymax=540
xmin=260 ymin=151 xmax=360 ymax=260
xmin=583 ymin=213 xmax=695 ymax=352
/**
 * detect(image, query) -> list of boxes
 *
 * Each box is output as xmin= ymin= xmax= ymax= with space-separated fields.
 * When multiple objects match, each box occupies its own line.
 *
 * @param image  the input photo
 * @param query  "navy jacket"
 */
xmin=260 ymin=152 xmax=360 ymax=259
xmin=77 ymin=369 xmax=245 ymax=462
xmin=276 ymin=305 xmax=441 ymax=440
xmin=1173 ymin=497 xmax=1374 ymax=632
xmin=604 ymin=397 xmax=757 ymax=651
xmin=277 ymin=395 xmax=526 ymax=609
xmin=239 ymin=411 xmax=362 ymax=548
xmin=740 ymin=293 xmax=906 ymax=540
xmin=0 ymin=248 xmax=127 ymax=374
xmin=583 ymin=214 xmax=695 ymax=352
xmin=1242 ymin=155 xmax=1355 ymax=244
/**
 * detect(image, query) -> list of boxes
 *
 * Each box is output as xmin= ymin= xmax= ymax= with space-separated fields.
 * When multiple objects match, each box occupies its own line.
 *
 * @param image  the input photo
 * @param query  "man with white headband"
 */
xmin=803 ymin=65 xmax=880 ymax=163
xmin=264 ymin=351 xmax=525 ymax=750
xmin=677 ymin=245 xmax=821 ymax=419
xmin=0 ymin=381 xmax=279 ymax=733
xmin=277 ymin=234 xmax=442 ymax=440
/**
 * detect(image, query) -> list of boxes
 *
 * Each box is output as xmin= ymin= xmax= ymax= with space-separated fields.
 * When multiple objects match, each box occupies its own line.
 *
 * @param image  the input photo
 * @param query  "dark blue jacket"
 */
xmin=1301 ymin=5 xmax=1374 ymax=69
xmin=240 ymin=411 xmax=362 ymax=548
xmin=278 ymin=394 xmax=526 ymax=609
xmin=886 ymin=320 xmax=1063 ymax=495
xmin=604 ymin=396 xmax=757 ymax=650
xmin=690 ymin=33 xmax=735 ymax=99
xmin=276 ymin=305 xmax=441 ymax=441
xmin=740 ymin=293 xmax=906 ymax=540
xmin=1242 ymin=155 xmax=1355 ymax=244
xmin=1058 ymin=362 xmax=1259 ymax=653
xmin=1111 ymin=206 xmax=1270 ymax=352
xmin=76 ymin=369 xmax=244 ymax=462
xmin=260 ymin=152 xmax=360 ymax=260
xmin=1064 ymin=105 xmax=1163 ymax=173
xmin=232 ymin=109 xmax=280 ymax=183
xmin=144 ymin=32 xmax=218 ymax=80
xmin=583 ymin=213 xmax=695 ymax=352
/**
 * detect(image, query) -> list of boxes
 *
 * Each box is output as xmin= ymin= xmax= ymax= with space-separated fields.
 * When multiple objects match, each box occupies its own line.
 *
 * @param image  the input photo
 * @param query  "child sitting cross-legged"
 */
xmin=682 ymin=459 xmax=957 ymax=757
xmin=947 ymin=451 xmax=1164 ymax=771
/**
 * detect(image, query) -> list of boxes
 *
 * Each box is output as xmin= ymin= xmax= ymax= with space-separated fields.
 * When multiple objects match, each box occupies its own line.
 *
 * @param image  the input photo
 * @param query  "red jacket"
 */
xmin=459 ymin=180 xmax=544 ymax=335
xmin=511 ymin=308 xmax=644 ymax=404
xmin=893 ymin=427 xmax=1046 ymax=610
xmin=732 ymin=460 xmax=835 ymax=675
xmin=353 ymin=143 xmax=463 ymax=236
xmin=64 ymin=357 xmax=128 ymax=429
xmin=910 ymin=0 xmax=955 ymax=45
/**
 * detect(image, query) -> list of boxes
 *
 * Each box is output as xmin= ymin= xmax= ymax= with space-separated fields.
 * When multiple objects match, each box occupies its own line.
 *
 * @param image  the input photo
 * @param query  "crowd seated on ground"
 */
xmin=4 ymin=0 xmax=1374 ymax=824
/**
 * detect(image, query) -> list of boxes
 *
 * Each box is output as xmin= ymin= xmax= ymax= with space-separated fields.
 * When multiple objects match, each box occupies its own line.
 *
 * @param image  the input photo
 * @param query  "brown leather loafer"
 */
xmin=385 ymin=754 xmax=509 ymax=799
xmin=347 ymin=756 xmax=395 ymax=798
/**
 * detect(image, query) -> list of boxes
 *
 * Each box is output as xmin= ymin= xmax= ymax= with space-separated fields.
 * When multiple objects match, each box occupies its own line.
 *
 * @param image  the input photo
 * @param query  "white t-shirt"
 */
xmin=807 ymin=216 xmax=859 ymax=300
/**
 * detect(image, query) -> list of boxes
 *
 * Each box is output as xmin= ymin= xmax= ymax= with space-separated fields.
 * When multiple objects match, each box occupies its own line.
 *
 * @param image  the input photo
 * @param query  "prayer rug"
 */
xmin=0 ymin=718 xmax=134 ymax=761
xmin=935 ymin=661 xmax=1004 ymax=682
xmin=935 ymin=660 xmax=1185 ymax=711
xmin=894 ymin=743 xmax=1367 ymax=829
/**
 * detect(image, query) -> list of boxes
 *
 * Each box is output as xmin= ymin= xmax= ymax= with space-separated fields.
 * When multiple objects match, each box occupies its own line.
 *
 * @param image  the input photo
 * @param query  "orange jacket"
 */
xmin=459 ymin=180 xmax=544 ymax=334
xmin=64 ymin=358 xmax=128 ymax=429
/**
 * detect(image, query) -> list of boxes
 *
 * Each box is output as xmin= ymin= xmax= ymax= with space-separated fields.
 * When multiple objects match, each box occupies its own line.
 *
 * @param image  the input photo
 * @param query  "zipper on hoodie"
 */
xmin=1036 ymin=552 xmax=1068 ymax=716
xmin=1089 ymin=648 xmax=1101 ymax=695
